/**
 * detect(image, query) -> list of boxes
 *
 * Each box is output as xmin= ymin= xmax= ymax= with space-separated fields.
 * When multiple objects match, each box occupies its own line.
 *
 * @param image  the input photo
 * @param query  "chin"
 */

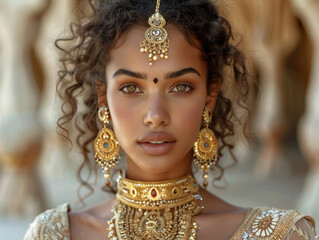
xmin=137 ymin=156 xmax=179 ymax=173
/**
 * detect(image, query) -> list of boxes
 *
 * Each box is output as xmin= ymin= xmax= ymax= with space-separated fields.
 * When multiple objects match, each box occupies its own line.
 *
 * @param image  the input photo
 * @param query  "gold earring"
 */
xmin=193 ymin=106 xmax=219 ymax=188
xmin=94 ymin=107 xmax=120 ymax=187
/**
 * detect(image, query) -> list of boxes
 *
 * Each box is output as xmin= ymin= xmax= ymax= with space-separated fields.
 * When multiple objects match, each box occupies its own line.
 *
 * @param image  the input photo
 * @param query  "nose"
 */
xmin=143 ymin=93 xmax=170 ymax=128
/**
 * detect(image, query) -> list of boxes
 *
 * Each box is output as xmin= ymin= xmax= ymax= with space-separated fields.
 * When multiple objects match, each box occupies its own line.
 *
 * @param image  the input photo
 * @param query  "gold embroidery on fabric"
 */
xmin=26 ymin=204 xmax=70 ymax=240
xmin=251 ymin=210 xmax=281 ymax=237
xmin=290 ymin=225 xmax=310 ymax=240
xmin=230 ymin=207 xmax=300 ymax=240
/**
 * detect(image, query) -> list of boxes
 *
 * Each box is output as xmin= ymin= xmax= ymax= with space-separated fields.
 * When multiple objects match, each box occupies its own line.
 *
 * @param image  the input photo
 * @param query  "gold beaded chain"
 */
xmin=155 ymin=0 xmax=160 ymax=13
xmin=107 ymin=175 xmax=203 ymax=240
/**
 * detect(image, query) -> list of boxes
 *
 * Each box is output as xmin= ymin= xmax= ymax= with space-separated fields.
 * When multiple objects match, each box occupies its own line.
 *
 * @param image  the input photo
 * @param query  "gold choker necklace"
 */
xmin=107 ymin=175 xmax=203 ymax=240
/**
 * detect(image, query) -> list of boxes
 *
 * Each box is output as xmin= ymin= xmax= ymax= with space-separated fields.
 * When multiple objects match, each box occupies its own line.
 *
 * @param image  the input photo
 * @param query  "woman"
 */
xmin=24 ymin=0 xmax=318 ymax=239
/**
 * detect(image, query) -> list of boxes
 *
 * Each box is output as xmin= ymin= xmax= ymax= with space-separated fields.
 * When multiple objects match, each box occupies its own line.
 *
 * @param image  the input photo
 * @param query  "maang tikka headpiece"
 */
xmin=140 ymin=0 xmax=170 ymax=66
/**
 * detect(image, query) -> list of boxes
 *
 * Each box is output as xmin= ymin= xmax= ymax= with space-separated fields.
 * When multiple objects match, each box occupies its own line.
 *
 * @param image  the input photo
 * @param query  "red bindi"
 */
xmin=153 ymin=78 xmax=158 ymax=84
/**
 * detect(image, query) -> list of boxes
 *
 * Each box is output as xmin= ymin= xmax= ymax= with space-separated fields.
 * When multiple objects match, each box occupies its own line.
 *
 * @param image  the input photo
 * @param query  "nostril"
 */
xmin=144 ymin=113 xmax=169 ymax=127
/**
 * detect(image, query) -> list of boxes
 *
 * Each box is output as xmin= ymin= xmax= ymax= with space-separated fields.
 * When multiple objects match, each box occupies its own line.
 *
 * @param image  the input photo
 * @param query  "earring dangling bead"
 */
xmin=202 ymin=170 xmax=209 ymax=187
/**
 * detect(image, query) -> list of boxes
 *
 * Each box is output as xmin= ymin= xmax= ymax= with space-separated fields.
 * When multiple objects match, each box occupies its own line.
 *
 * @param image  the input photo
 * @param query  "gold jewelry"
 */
xmin=108 ymin=175 xmax=202 ymax=240
xmin=140 ymin=0 xmax=170 ymax=66
xmin=193 ymin=106 xmax=219 ymax=188
xmin=94 ymin=107 xmax=120 ymax=187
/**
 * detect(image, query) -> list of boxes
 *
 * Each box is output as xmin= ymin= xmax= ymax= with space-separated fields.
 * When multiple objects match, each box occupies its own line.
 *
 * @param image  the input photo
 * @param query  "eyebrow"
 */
xmin=165 ymin=67 xmax=201 ymax=79
xmin=112 ymin=67 xmax=201 ymax=80
xmin=112 ymin=69 xmax=146 ymax=79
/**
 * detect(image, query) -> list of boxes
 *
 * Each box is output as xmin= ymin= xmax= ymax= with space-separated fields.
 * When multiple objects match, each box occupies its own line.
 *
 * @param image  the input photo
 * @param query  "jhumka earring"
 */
xmin=140 ymin=0 xmax=170 ymax=66
xmin=193 ymin=106 xmax=219 ymax=188
xmin=94 ymin=107 xmax=120 ymax=187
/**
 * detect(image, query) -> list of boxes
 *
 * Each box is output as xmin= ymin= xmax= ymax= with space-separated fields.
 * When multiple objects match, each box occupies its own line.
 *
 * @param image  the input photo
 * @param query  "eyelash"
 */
xmin=119 ymin=82 xmax=194 ymax=95
xmin=119 ymin=83 xmax=142 ymax=94
xmin=170 ymin=82 xmax=194 ymax=94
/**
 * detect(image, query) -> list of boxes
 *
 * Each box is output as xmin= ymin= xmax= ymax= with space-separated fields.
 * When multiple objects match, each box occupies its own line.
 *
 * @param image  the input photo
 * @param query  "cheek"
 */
xmin=177 ymin=105 xmax=202 ymax=128
xmin=172 ymin=98 xmax=205 ymax=144
xmin=106 ymin=91 xmax=139 ymax=145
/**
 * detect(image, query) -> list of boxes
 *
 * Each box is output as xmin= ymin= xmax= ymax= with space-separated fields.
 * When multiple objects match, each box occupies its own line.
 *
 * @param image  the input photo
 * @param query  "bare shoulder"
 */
xmin=195 ymin=188 xmax=249 ymax=240
xmin=68 ymin=197 xmax=116 ymax=240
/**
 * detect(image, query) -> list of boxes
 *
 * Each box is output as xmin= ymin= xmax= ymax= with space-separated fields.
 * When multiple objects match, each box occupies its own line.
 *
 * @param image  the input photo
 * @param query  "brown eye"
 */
xmin=176 ymin=85 xmax=186 ymax=92
xmin=171 ymin=83 xmax=193 ymax=93
xmin=126 ymin=85 xmax=137 ymax=93
xmin=121 ymin=84 xmax=142 ymax=94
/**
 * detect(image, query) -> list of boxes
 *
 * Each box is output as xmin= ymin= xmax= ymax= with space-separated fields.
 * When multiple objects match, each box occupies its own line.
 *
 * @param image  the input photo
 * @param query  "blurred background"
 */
xmin=0 ymin=0 xmax=318 ymax=239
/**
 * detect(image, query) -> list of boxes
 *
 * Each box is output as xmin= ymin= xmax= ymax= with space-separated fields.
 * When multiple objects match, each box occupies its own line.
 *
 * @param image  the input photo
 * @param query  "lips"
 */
xmin=137 ymin=132 xmax=176 ymax=156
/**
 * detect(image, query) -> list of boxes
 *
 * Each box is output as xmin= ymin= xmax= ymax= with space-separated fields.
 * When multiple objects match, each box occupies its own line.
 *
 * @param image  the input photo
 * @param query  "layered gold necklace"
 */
xmin=107 ymin=174 xmax=203 ymax=240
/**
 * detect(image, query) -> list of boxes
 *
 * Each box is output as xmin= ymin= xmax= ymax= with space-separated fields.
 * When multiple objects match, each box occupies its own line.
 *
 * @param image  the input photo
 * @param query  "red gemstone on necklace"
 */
xmin=151 ymin=188 xmax=157 ymax=198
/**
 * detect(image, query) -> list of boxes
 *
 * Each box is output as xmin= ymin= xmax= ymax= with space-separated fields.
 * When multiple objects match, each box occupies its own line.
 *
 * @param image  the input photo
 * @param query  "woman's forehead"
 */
xmin=107 ymin=25 xmax=206 ymax=77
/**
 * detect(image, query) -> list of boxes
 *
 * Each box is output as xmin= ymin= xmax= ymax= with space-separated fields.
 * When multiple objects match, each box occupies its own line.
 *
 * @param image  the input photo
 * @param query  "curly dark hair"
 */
xmin=56 ymin=0 xmax=250 ymax=201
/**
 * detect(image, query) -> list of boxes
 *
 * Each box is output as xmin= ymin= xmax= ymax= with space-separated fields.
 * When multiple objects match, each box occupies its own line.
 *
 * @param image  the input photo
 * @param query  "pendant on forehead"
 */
xmin=153 ymin=78 xmax=159 ymax=84
xmin=139 ymin=0 xmax=169 ymax=66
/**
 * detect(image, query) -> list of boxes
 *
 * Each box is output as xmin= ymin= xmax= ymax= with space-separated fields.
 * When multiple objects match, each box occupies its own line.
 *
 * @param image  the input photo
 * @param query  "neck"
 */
xmin=125 ymin=152 xmax=193 ymax=181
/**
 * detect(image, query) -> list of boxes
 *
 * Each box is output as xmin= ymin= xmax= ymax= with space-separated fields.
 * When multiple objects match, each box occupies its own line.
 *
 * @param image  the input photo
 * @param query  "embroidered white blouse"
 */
xmin=24 ymin=204 xmax=318 ymax=240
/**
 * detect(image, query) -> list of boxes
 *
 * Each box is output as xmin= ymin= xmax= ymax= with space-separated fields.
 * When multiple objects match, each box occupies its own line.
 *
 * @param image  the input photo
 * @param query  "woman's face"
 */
xmin=105 ymin=25 xmax=216 ymax=181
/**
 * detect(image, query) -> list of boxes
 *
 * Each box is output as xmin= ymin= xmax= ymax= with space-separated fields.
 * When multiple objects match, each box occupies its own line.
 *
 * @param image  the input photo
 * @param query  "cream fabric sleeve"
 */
xmin=24 ymin=203 xmax=70 ymax=240
xmin=284 ymin=217 xmax=318 ymax=240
